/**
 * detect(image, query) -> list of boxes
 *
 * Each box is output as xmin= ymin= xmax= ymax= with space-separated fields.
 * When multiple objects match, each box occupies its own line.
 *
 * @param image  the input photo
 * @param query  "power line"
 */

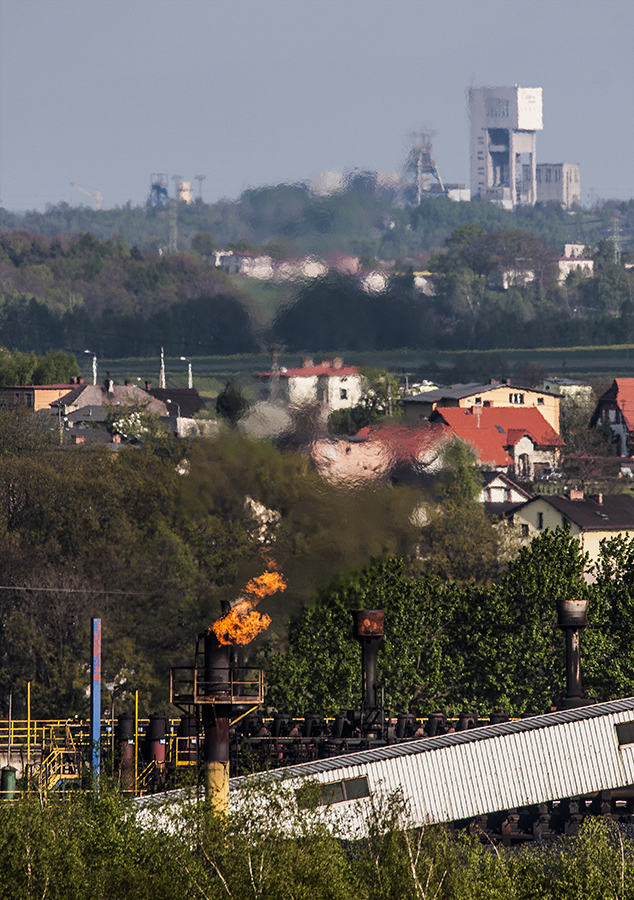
xmin=0 ymin=585 xmax=152 ymax=595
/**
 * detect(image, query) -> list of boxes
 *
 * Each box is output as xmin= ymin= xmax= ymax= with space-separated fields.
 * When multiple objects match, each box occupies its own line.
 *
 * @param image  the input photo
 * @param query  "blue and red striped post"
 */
xmin=91 ymin=618 xmax=102 ymax=787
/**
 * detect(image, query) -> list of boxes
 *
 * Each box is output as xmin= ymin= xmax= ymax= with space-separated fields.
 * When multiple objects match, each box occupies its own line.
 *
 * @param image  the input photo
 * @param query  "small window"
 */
xmin=504 ymin=489 xmax=510 ymax=502
xmin=537 ymin=512 xmax=544 ymax=530
xmin=340 ymin=389 xmax=347 ymax=400
xmin=475 ymin=397 xmax=482 ymax=404
xmin=483 ymin=400 xmax=490 ymax=408
xmin=521 ymin=524 xmax=529 ymax=537
xmin=25 ymin=392 xmax=34 ymax=408
xmin=537 ymin=397 xmax=544 ymax=405
xmin=617 ymin=722 xmax=634 ymax=746
xmin=297 ymin=776 xmax=370 ymax=809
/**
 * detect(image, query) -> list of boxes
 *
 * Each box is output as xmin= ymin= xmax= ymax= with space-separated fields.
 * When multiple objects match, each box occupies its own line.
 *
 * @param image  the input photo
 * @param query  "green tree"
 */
xmin=215 ymin=379 xmax=250 ymax=426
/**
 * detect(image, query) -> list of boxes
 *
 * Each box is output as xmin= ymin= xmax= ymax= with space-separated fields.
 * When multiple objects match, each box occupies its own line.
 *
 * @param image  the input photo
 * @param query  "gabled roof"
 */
xmin=402 ymin=381 xmax=553 ymax=405
xmin=521 ymin=493 xmax=634 ymax=532
xmin=481 ymin=470 xmax=533 ymax=499
xmin=591 ymin=379 xmax=634 ymax=430
xmin=146 ymin=388 xmax=206 ymax=418
xmin=431 ymin=406 xmax=564 ymax=467
xmin=53 ymin=383 xmax=168 ymax=416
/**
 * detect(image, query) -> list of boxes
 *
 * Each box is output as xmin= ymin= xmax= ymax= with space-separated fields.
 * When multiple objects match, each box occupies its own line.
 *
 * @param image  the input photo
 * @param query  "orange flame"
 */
xmin=243 ymin=570 xmax=287 ymax=600
xmin=212 ymin=564 xmax=286 ymax=645
xmin=213 ymin=600 xmax=272 ymax=646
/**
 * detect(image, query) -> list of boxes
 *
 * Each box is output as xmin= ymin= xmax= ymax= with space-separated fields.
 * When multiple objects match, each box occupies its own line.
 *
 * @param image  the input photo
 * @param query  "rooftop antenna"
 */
xmin=194 ymin=174 xmax=206 ymax=202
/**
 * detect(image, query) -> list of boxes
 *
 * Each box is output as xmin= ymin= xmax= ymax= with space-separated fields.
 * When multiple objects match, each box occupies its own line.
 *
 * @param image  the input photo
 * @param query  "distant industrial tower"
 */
xmin=536 ymin=163 xmax=580 ymax=208
xmin=149 ymin=174 xmax=170 ymax=207
xmin=469 ymin=86 xmax=543 ymax=209
xmin=406 ymin=130 xmax=444 ymax=203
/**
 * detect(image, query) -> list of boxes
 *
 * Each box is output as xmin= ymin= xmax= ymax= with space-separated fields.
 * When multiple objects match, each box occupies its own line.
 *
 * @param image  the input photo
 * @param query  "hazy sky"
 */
xmin=1 ymin=0 xmax=632 ymax=211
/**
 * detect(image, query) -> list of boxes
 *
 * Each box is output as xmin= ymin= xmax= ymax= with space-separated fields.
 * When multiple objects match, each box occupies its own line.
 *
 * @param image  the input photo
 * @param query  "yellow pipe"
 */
xmin=204 ymin=761 xmax=230 ymax=814
xmin=27 ymin=682 xmax=31 ymax=784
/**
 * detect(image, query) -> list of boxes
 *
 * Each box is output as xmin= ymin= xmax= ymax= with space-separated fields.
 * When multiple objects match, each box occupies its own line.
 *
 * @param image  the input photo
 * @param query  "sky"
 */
xmin=1 ymin=0 xmax=633 ymax=212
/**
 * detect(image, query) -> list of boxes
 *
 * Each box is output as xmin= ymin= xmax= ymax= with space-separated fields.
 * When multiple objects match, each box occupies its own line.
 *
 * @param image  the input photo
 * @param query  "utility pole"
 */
xmin=159 ymin=346 xmax=166 ymax=389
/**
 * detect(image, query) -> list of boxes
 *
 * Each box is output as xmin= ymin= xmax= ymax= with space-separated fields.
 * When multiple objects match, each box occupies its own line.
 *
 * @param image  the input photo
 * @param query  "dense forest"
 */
xmin=1 ymin=222 xmax=634 ymax=359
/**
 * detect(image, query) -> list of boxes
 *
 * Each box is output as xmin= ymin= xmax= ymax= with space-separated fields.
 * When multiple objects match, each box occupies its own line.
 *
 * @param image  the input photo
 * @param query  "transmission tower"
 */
xmin=169 ymin=174 xmax=181 ymax=252
xmin=612 ymin=216 xmax=622 ymax=264
xmin=195 ymin=174 xmax=206 ymax=202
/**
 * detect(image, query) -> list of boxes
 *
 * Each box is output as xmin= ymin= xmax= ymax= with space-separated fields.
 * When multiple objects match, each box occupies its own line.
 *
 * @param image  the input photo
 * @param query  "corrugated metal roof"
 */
xmin=230 ymin=698 xmax=634 ymax=828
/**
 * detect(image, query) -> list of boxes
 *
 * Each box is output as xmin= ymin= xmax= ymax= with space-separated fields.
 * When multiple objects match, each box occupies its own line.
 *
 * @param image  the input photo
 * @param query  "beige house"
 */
xmin=3 ymin=383 xmax=80 ymax=411
xmin=511 ymin=490 xmax=634 ymax=562
xmin=403 ymin=381 xmax=561 ymax=434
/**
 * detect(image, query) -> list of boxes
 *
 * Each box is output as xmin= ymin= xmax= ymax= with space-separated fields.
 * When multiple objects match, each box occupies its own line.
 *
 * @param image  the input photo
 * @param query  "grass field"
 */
xmin=85 ymin=344 xmax=634 ymax=402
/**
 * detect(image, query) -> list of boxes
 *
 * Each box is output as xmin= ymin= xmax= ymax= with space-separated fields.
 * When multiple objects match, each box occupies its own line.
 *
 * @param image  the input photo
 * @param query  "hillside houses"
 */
xmin=402 ymin=381 xmax=561 ymax=434
xmin=429 ymin=406 xmax=564 ymax=479
xmin=511 ymin=490 xmax=634 ymax=562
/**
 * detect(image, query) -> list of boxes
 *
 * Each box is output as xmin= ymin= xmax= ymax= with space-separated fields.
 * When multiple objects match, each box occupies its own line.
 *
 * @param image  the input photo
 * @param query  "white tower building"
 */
xmin=469 ymin=86 xmax=543 ymax=209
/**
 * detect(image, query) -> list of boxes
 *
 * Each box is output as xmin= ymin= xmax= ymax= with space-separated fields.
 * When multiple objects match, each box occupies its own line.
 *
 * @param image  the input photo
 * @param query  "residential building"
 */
xmin=469 ymin=85 xmax=543 ymax=208
xmin=402 ymin=380 xmax=561 ymax=434
xmin=535 ymin=163 xmax=580 ymax=208
xmin=145 ymin=385 xmax=206 ymax=418
xmin=3 ymin=382 xmax=81 ymax=411
xmin=511 ymin=490 xmax=634 ymax=562
xmin=480 ymin=471 xmax=533 ymax=517
xmin=429 ymin=406 xmax=564 ymax=478
xmin=52 ymin=380 xmax=168 ymax=417
xmin=253 ymin=359 xmax=364 ymax=413
xmin=590 ymin=379 xmax=634 ymax=456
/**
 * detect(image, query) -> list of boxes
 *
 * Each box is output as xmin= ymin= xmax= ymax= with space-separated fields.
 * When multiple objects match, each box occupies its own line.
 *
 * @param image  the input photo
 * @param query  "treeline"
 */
xmin=266 ymin=531 xmax=634 ymax=718
xmin=0 ymin=795 xmax=630 ymax=900
xmin=0 ymin=231 xmax=259 ymax=356
xmin=4 ymin=226 xmax=634 ymax=358
xmin=2 ymin=180 xmax=633 ymax=259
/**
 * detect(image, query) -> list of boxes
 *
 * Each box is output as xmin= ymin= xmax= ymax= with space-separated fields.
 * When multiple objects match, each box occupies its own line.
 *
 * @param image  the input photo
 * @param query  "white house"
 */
xmin=253 ymin=359 xmax=364 ymax=413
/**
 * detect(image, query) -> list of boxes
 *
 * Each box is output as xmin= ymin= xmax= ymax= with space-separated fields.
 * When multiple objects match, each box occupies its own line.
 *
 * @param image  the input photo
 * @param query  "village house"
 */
xmin=253 ymin=358 xmax=364 ymax=413
xmin=52 ymin=379 xmax=168 ymax=417
xmin=479 ymin=471 xmax=533 ymax=517
xmin=511 ymin=490 xmax=634 ymax=563
xmin=3 ymin=381 xmax=84 ymax=411
xmin=403 ymin=380 xmax=561 ymax=434
xmin=590 ymin=378 xmax=634 ymax=456
xmin=429 ymin=406 xmax=564 ymax=479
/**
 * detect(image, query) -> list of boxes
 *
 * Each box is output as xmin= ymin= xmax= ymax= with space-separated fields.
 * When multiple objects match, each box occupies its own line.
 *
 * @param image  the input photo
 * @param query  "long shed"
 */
xmin=230 ymin=698 xmax=634 ymax=835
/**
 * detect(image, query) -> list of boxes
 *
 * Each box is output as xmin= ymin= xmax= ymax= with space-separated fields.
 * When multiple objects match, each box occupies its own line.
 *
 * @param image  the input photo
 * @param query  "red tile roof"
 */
xmin=608 ymin=379 xmax=634 ymax=431
xmin=431 ymin=406 xmax=564 ymax=467
xmin=255 ymin=364 xmax=359 ymax=379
